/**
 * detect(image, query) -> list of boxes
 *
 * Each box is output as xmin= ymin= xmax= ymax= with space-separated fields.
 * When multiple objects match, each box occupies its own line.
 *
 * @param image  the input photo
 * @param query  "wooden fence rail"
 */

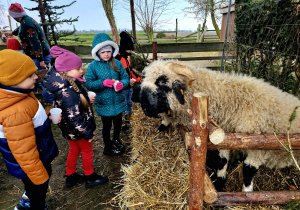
xmin=0 ymin=42 xmax=233 ymax=64
xmin=185 ymin=92 xmax=300 ymax=209
xmin=1 ymin=42 xmax=224 ymax=54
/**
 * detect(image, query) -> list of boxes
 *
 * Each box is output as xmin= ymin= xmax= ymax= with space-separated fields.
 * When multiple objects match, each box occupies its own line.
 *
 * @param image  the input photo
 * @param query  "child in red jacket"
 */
xmin=115 ymin=31 xmax=141 ymax=129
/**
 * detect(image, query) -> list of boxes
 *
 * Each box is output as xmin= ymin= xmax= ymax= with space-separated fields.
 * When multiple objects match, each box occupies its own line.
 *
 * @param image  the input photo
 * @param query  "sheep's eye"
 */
xmin=155 ymin=75 xmax=168 ymax=87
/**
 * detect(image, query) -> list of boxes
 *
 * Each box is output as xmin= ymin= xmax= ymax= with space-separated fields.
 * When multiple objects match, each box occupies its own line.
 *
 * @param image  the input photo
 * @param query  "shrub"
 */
xmin=156 ymin=32 xmax=166 ymax=39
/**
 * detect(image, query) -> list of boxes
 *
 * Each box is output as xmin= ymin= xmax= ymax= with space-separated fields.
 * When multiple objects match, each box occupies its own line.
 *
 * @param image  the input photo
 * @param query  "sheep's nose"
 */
xmin=140 ymin=88 xmax=157 ymax=117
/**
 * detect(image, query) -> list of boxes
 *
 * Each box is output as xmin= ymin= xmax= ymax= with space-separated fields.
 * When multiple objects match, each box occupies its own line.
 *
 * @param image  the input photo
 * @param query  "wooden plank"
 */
xmin=140 ymin=42 xmax=223 ymax=53
xmin=167 ymin=56 xmax=234 ymax=61
xmin=212 ymin=191 xmax=300 ymax=205
xmin=81 ymin=58 xmax=94 ymax=63
xmin=180 ymin=130 xmax=300 ymax=150
xmin=207 ymin=133 xmax=300 ymax=150
xmin=59 ymin=45 xmax=92 ymax=55
xmin=2 ymin=42 xmax=224 ymax=54
xmin=82 ymin=56 xmax=233 ymax=64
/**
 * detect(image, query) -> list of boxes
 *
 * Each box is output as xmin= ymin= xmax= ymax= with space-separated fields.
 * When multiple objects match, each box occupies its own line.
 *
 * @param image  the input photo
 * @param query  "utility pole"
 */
xmin=130 ymin=0 xmax=137 ymax=41
xmin=220 ymin=0 xmax=232 ymax=73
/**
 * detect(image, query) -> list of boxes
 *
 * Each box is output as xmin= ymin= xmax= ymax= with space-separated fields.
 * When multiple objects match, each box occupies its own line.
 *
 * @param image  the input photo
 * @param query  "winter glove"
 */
xmin=103 ymin=79 xmax=115 ymax=87
xmin=114 ymin=81 xmax=123 ymax=92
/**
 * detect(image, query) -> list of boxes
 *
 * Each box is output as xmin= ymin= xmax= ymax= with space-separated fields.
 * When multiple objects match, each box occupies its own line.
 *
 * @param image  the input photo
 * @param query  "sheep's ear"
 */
xmin=165 ymin=62 xmax=195 ymax=86
xmin=172 ymin=80 xmax=186 ymax=105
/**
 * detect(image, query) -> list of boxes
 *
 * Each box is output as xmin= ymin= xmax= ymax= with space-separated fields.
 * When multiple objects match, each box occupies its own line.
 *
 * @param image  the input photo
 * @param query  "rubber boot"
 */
xmin=112 ymin=139 xmax=125 ymax=152
xmin=85 ymin=172 xmax=109 ymax=188
xmin=103 ymin=138 xmax=123 ymax=156
xmin=64 ymin=172 xmax=85 ymax=188
xmin=122 ymin=114 xmax=131 ymax=130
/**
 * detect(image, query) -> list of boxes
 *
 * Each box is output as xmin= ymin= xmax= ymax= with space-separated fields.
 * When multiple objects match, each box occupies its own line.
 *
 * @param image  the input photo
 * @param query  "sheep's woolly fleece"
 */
xmin=141 ymin=60 xmax=300 ymax=169
xmin=142 ymin=60 xmax=300 ymax=134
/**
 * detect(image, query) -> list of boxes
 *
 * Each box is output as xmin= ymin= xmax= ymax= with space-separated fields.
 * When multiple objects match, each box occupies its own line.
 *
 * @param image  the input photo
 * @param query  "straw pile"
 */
xmin=112 ymin=104 xmax=190 ymax=209
xmin=112 ymin=103 xmax=299 ymax=209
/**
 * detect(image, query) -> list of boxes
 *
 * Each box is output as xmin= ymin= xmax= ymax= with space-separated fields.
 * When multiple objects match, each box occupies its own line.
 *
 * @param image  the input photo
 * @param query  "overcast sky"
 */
xmin=1 ymin=0 xmax=219 ymax=32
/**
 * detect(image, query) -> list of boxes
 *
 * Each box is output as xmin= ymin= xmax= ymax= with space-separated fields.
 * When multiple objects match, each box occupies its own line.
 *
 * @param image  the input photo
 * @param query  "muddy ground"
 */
xmin=0 ymin=60 xmax=219 ymax=210
xmin=0 ymin=111 xmax=131 ymax=210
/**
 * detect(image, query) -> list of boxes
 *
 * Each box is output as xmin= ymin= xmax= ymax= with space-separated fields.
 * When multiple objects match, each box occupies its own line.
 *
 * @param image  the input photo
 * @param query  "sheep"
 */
xmin=139 ymin=60 xmax=300 ymax=192
xmin=0 ymin=26 xmax=10 ymax=45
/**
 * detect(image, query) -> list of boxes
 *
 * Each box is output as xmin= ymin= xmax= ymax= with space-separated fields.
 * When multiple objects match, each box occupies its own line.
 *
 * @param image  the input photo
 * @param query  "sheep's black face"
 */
xmin=140 ymin=75 xmax=172 ymax=118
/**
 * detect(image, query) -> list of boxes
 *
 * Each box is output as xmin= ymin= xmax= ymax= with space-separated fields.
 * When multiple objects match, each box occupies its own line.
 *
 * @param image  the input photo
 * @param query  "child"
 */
xmin=0 ymin=49 xmax=58 ymax=210
xmin=43 ymin=46 xmax=108 ymax=188
xmin=7 ymin=37 xmax=24 ymax=53
xmin=115 ymin=31 xmax=141 ymax=129
xmin=85 ymin=33 xmax=129 ymax=156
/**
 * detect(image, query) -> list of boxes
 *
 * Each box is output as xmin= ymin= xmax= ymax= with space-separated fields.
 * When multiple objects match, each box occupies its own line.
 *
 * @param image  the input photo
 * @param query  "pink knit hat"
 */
xmin=8 ymin=3 xmax=27 ymax=18
xmin=50 ymin=46 xmax=85 ymax=82
xmin=50 ymin=46 xmax=82 ymax=72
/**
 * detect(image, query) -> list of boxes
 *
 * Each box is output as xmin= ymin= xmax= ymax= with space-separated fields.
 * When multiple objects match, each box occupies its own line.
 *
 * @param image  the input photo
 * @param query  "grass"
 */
xmin=56 ymin=31 xmax=219 ymax=46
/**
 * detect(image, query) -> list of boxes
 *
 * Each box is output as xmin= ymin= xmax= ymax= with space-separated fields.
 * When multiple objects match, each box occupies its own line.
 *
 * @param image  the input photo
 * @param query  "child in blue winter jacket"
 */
xmin=0 ymin=49 xmax=58 ymax=210
xmin=43 ymin=46 xmax=108 ymax=189
xmin=85 ymin=33 xmax=129 ymax=156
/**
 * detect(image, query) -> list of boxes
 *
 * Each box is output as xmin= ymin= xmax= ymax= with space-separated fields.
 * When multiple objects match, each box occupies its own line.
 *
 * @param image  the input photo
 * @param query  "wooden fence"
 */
xmin=139 ymin=29 xmax=219 ymax=43
xmin=181 ymin=93 xmax=300 ymax=209
xmin=0 ymin=42 xmax=233 ymax=70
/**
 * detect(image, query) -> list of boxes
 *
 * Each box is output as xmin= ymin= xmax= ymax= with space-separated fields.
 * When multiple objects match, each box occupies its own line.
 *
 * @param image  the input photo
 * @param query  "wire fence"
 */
xmin=223 ymin=0 xmax=300 ymax=95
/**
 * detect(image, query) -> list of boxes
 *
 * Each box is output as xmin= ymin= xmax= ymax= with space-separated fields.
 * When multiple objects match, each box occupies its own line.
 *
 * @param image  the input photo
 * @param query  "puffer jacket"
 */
xmin=43 ymin=67 xmax=96 ymax=141
xmin=0 ymin=86 xmax=58 ymax=185
xmin=115 ymin=52 xmax=141 ymax=90
xmin=85 ymin=33 xmax=130 ymax=117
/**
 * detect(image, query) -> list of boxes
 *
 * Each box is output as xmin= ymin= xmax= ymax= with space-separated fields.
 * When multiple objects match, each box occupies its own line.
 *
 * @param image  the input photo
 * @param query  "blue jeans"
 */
xmin=32 ymin=55 xmax=53 ymax=103
xmin=123 ymin=88 xmax=133 ymax=115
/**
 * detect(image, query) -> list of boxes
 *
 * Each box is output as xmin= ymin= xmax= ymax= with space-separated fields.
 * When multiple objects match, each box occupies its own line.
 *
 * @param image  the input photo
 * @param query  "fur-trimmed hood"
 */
xmin=91 ymin=33 xmax=119 ymax=61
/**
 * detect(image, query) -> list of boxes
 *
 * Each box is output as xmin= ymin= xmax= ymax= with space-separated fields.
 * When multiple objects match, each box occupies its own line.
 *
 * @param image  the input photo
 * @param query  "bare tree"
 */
xmin=0 ymin=0 xmax=6 ymax=25
xmin=185 ymin=0 xmax=225 ymax=38
xmin=130 ymin=0 xmax=137 ymax=41
xmin=100 ymin=0 xmax=119 ymax=44
xmin=130 ymin=0 xmax=175 ymax=42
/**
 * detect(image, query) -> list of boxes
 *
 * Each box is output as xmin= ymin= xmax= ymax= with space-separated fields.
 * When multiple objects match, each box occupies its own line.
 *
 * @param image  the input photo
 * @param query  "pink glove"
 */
xmin=103 ymin=79 xmax=115 ymax=87
xmin=115 ymin=82 xmax=123 ymax=92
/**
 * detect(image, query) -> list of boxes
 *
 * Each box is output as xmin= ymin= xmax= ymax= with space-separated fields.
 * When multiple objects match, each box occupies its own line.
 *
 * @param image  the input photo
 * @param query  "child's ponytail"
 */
xmin=59 ymin=72 xmax=89 ymax=109
xmin=110 ymin=57 xmax=120 ymax=73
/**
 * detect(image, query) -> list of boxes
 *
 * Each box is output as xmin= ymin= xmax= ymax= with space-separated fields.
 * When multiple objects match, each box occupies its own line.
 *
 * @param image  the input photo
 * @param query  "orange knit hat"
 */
xmin=0 ymin=49 xmax=37 ymax=86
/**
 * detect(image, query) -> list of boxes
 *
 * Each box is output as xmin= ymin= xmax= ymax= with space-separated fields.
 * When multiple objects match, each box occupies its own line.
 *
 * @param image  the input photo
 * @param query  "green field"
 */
xmin=57 ymin=31 xmax=148 ymax=46
xmin=56 ymin=31 xmax=218 ymax=46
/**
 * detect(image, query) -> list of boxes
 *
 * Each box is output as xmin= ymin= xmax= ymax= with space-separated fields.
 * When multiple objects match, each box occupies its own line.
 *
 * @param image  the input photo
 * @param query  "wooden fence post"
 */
xmin=189 ymin=92 xmax=209 ymax=210
xmin=152 ymin=41 xmax=157 ymax=61
xmin=197 ymin=24 xmax=201 ymax=42
xmin=176 ymin=19 xmax=178 ymax=43
xmin=8 ymin=16 xmax=12 ymax=31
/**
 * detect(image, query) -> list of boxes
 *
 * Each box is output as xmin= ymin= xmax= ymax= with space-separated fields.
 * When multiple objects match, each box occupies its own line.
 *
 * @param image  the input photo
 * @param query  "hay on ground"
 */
xmin=112 ymin=103 xmax=298 ymax=209
xmin=112 ymin=104 xmax=190 ymax=209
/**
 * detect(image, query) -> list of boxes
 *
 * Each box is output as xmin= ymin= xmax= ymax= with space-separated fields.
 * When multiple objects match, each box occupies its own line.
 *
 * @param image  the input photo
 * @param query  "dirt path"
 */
xmin=0 ymin=114 xmax=131 ymax=210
